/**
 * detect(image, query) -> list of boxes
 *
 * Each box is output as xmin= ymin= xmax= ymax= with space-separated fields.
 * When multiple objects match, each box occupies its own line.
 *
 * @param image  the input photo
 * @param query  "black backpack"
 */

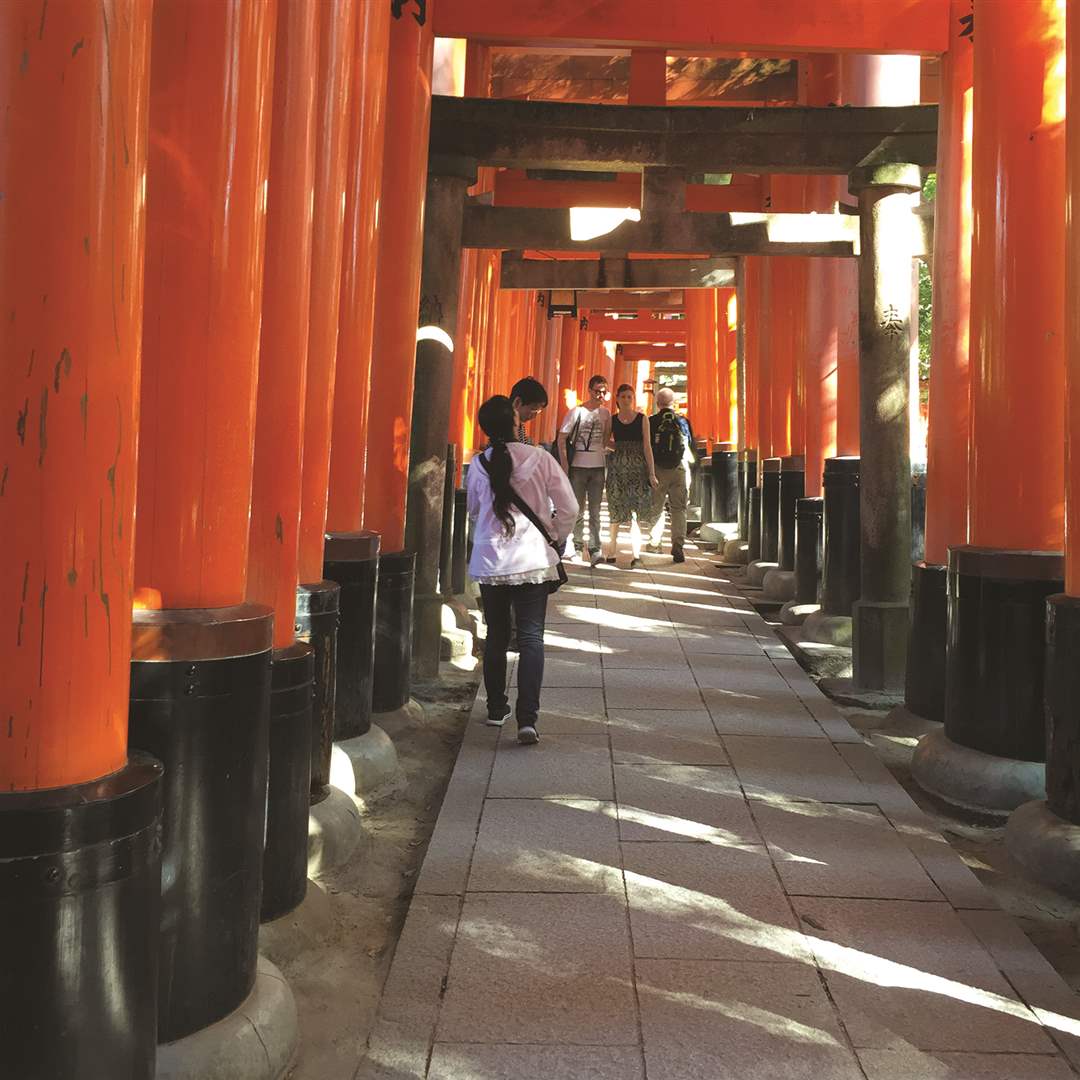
xmin=651 ymin=409 xmax=685 ymax=468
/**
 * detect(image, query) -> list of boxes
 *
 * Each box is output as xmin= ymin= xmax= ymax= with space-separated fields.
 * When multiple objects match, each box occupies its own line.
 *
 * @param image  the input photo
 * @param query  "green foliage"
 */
xmin=917 ymin=174 xmax=936 ymax=402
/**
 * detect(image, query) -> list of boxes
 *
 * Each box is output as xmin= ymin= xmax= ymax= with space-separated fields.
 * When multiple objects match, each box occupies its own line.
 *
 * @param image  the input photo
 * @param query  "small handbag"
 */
xmin=478 ymin=456 xmax=568 ymax=593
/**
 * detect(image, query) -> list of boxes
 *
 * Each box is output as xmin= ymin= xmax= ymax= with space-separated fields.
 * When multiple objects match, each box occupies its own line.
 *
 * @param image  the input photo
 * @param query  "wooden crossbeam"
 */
xmin=500 ymin=254 xmax=735 ymax=290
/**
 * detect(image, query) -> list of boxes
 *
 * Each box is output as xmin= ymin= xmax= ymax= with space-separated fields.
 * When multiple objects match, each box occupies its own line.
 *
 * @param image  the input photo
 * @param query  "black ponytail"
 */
xmin=478 ymin=395 xmax=518 ymax=536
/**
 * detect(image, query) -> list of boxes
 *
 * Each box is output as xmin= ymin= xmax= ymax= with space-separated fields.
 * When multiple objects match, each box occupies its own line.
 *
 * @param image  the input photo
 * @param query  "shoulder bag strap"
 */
xmin=477 ymin=454 xmax=560 ymax=554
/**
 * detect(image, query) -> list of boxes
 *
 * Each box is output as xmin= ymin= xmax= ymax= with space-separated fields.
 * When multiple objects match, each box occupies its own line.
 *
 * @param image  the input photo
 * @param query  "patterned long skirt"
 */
xmin=607 ymin=443 xmax=658 ymax=527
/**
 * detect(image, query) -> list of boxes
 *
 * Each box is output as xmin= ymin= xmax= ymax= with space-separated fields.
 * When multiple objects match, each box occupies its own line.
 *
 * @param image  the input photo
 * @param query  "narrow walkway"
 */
xmin=361 ymin=544 xmax=1080 ymax=1080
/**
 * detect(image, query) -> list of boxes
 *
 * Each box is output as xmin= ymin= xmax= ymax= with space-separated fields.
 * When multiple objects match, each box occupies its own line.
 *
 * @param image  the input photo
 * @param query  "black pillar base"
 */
xmin=324 ymin=531 xmax=380 ymax=740
xmin=129 ymin=603 xmax=273 ymax=1043
xmin=296 ymin=579 xmax=340 ymax=802
xmin=738 ymin=450 xmax=756 ymax=539
xmin=821 ymin=456 xmax=861 ymax=616
xmin=440 ymin=443 xmax=457 ymax=600
xmin=904 ymin=562 xmax=946 ymax=723
xmin=698 ymin=455 xmax=714 ymax=525
xmin=451 ymin=488 xmax=468 ymax=595
xmin=1045 ymin=592 xmax=1080 ymax=822
xmin=794 ymin=496 xmax=824 ymax=606
xmin=777 ymin=455 xmax=805 ymax=572
xmin=760 ymin=458 xmax=781 ymax=563
xmin=1 ymin=756 xmax=163 ymax=1080
xmin=712 ymin=444 xmax=739 ymax=522
xmin=945 ymin=547 xmax=1063 ymax=763
xmin=261 ymin=643 xmax=314 ymax=923
xmin=373 ymin=550 xmax=416 ymax=713
xmin=747 ymin=485 xmax=762 ymax=562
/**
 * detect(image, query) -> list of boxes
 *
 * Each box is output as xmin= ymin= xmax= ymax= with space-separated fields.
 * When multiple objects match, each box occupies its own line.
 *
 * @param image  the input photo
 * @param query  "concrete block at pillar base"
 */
xmin=762 ymin=569 xmax=796 ymax=601
xmin=412 ymin=592 xmax=445 ymax=679
xmin=885 ymin=704 xmax=942 ymax=733
xmin=722 ymin=538 xmax=749 ymax=564
xmin=307 ymin=786 xmax=363 ymax=878
xmin=818 ymin=677 xmax=902 ymax=710
xmin=1005 ymin=800 xmax=1080 ymax=900
xmin=156 ymin=957 xmax=297 ymax=1080
xmin=333 ymin=725 xmax=400 ymax=797
xmin=779 ymin=600 xmax=819 ymax=626
xmin=777 ymin=625 xmax=852 ymax=680
xmin=440 ymin=604 xmax=474 ymax=660
xmin=699 ymin=522 xmax=740 ymax=545
xmin=911 ymin=728 xmax=1047 ymax=817
xmin=746 ymin=560 xmax=779 ymax=587
xmin=801 ymin=609 xmax=853 ymax=647
xmin=852 ymin=599 xmax=910 ymax=694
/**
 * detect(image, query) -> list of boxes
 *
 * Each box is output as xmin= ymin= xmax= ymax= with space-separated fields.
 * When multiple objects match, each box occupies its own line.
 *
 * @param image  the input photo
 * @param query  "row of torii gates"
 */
xmin=2 ymin=1 xmax=1079 ymax=1077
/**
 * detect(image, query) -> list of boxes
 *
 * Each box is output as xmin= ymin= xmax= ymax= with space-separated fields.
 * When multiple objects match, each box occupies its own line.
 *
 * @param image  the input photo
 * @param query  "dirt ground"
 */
xmin=260 ymin=664 xmax=479 ymax=1080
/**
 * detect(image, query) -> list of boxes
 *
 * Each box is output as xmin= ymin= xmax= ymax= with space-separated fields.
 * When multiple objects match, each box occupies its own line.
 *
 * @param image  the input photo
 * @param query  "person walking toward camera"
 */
xmin=603 ymin=384 xmax=658 ymax=568
xmin=557 ymin=374 xmax=611 ymax=565
xmin=647 ymin=387 xmax=698 ymax=563
xmin=468 ymin=396 xmax=578 ymax=744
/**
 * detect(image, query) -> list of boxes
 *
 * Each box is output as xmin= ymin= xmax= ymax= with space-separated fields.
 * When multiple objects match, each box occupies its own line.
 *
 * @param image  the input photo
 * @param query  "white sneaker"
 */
xmin=517 ymin=725 xmax=540 ymax=745
xmin=486 ymin=704 xmax=511 ymax=727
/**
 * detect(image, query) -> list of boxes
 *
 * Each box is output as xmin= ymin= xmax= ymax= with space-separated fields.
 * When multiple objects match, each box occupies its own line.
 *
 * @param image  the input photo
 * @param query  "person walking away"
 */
xmin=647 ymin=387 xmax=697 ymax=563
xmin=603 ymin=384 xmax=658 ymax=569
xmin=556 ymin=374 xmax=611 ymax=566
xmin=468 ymin=396 xmax=578 ymax=744
xmin=509 ymin=376 xmax=548 ymax=445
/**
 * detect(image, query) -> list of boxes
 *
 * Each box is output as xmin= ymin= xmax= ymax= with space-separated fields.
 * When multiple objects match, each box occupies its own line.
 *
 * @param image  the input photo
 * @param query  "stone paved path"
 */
xmin=359 ymin=544 xmax=1080 ymax=1080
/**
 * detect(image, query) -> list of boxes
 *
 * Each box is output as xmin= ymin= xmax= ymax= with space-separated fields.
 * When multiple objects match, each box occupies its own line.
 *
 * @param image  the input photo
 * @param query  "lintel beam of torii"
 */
xmin=431 ymin=96 xmax=938 ymax=176
xmin=464 ymin=204 xmax=860 ymax=257
xmin=583 ymin=315 xmax=687 ymax=340
xmin=499 ymin=254 xmax=735 ymax=290
xmin=577 ymin=289 xmax=685 ymax=311
xmin=433 ymin=0 xmax=949 ymax=54
xmin=618 ymin=344 xmax=686 ymax=363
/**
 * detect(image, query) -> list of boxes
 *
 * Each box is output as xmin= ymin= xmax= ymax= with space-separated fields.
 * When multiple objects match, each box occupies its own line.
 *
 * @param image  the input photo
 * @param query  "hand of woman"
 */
xmin=649 ymin=474 xmax=659 ymax=489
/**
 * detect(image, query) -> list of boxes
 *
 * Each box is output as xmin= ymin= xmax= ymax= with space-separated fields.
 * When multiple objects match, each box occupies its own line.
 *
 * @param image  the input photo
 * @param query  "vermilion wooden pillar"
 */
xmin=560 ymin=315 xmax=580 ymax=415
xmin=915 ymin=0 xmax=1066 ymax=816
xmin=326 ymin=0 xmax=390 ymax=536
xmin=1 ymin=4 xmax=163 ymax=1072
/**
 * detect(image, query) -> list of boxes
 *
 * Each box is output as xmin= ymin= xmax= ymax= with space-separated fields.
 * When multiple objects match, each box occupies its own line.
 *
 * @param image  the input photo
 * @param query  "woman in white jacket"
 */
xmin=468 ymin=396 xmax=578 ymax=744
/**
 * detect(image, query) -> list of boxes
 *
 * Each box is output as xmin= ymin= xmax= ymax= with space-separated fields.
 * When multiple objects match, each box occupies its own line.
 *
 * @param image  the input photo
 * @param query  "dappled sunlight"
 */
xmin=544 ymin=631 xmax=609 ymax=656
xmin=601 ymin=803 xmax=759 ymax=849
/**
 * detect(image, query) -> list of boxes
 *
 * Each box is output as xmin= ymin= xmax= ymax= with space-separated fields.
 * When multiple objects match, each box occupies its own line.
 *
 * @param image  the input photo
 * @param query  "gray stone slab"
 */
xmin=429 ymin=1044 xmax=644 ymax=1080
xmin=597 ymin=617 xmax=679 ymax=640
xmin=793 ymin=897 xmax=1056 ymax=1053
xmin=752 ymin=801 xmax=943 ymax=900
xmin=468 ymin=798 xmax=621 ymax=893
xmin=530 ymin=686 xmax=606 ymax=721
xmin=704 ymin=690 xmax=829 ymax=739
xmin=688 ymin=654 xmax=795 ymax=691
xmin=623 ymin=841 xmax=810 ymax=962
xmin=437 ymin=893 xmax=639 ymax=1045
xmin=604 ymin=667 xmax=707 ymax=710
xmin=601 ymin=639 xmax=692 ymax=669
xmin=510 ymin=656 xmax=604 ymax=688
xmin=359 ymin=1018 xmax=428 ymax=1079
xmin=636 ymin=958 xmax=864 ymax=1080
xmin=488 ymin=732 xmax=613 ymax=800
xmin=610 ymin=713 xmax=729 ymax=766
xmin=959 ymin=908 xmax=1080 ymax=1070
xmin=665 ymin=604 xmax=748 ymax=630
xmin=724 ymin=735 xmax=869 ymax=803
xmin=857 ymin=1049 xmax=1074 ymax=1079
xmin=544 ymin=624 xmax=602 ymax=649
xmin=677 ymin=628 xmax=766 ymax=656
xmin=614 ymin=764 xmax=759 ymax=844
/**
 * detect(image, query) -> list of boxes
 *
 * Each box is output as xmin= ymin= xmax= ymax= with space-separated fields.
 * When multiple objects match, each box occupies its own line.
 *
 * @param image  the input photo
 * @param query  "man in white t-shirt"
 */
xmin=557 ymin=374 xmax=612 ymax=564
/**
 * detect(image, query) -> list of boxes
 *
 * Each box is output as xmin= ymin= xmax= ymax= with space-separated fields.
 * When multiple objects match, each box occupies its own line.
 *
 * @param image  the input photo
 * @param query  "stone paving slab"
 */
xmin=362 ymin=551 xmax=1080 ymax=1077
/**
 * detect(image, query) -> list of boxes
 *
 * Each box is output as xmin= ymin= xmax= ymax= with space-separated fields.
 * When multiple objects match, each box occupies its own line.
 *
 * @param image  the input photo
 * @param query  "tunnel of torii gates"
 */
xmin=1 ymin=0 xmax=1078 ymax=1074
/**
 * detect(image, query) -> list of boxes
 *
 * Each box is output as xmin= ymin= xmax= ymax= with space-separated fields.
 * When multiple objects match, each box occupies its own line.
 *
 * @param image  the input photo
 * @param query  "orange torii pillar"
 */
xmin=738 ymin=257 xmax=763 ymax=559
xmin=711 ymin=288 xmax=740 ymax=526
xmin=363 ymin=2 xmax=433 ymax=717
xmin=749 ymin=256 xmax=775 ymax=572
xmin=916 ymin=1 xmax=1066 ymax=815
xmin=904 ymin=3 xmax=973 ymax=727
xmin=324 ymin=0 xmax=389 ymax=748
xmin=126 ymin=0 xmax=291 ymax=1065
xmin=1008 ymin=0 xmax=1080 ymax=891
xmin=559 ymin=315 xmax=581 ymax=416
xmin=684 ymin=289 xmax=715 ymax=524
xmin=0 ymin=4 xmax=163 ymax=1075
xmin=246 ymin=0 xmax=318 ymax=925
xmin=295 ymin=0 xmax=354 ymax=812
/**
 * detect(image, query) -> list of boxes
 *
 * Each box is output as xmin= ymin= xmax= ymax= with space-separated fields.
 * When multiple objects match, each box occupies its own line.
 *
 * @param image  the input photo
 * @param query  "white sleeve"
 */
xmin=540 ymin=452 xmax=579 ymax=542
xmin=466 ymin=459 xmax=482 ymax=522
xmin=559 ymin=407 xmax=580 ymax=435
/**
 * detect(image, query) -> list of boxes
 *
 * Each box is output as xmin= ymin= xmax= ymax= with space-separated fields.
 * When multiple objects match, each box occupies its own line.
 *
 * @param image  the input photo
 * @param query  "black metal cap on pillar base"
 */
xmin=747 ymin=485 xmax=762 ymax=562
xmin=128 ymin=603 xmax=274 ymax=1042
xmin=911 ymin=548 xmax=1060 ymax=817
xmin=777 ymin=456 xmax=805 ymax=572
xmin=261 ymin=642 xmax=315 ymax=924
xmin=324 ymin=531 xmax=380 ymax=740
xmin=451 ymin=488 xmax=468 ymax=595
xmin=760 ymin=458 xmax=782 ymax=563
xmin=1004 ymin=594 xmax=1080 ymax=899
xmin=1 ymin=756 xmax=163 ymax=1080
xmin=711 ymin=444 xmax=739 ymax=522
xmin=820 ymin=456 xmax=861 ymax=615
xmin=903 ymin=562 xmax=947 ymax=724
xmin=296 ymin=580 xmax=340 ymax=803
xmin=373 ymin=550 xmax=417 ymax=715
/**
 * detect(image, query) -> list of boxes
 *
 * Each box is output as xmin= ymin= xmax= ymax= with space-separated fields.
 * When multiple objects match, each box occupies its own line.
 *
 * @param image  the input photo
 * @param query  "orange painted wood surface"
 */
xmin=136 ymin=0 xmax=276 ymax=609
xmin=298 ymin=0 xmax=358 ymax=581
xmin=1 ymin=0 xmax=152 ymax=789
xmin=924 ymin=3 xmax=974 ymax=567
xmin=1070 ymin=0 xmax=1080 ymax=593
xmin=362 ymin=4 xmax=434 ymax=551
xmin=247 ymin=0 xmax=318 ymax=650
xmin=968 ymin=0 xmax=1065 ymax=552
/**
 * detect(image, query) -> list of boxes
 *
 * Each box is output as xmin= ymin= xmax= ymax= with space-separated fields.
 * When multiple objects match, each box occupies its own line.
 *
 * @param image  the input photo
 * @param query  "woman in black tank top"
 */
xmin=603 ymin=385 xmax=659 ymax=567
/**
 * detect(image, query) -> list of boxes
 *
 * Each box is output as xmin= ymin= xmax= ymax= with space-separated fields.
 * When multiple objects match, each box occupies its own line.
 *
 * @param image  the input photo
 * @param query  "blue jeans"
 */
xmin=480 ymin=582 xmax=549 ymax=726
